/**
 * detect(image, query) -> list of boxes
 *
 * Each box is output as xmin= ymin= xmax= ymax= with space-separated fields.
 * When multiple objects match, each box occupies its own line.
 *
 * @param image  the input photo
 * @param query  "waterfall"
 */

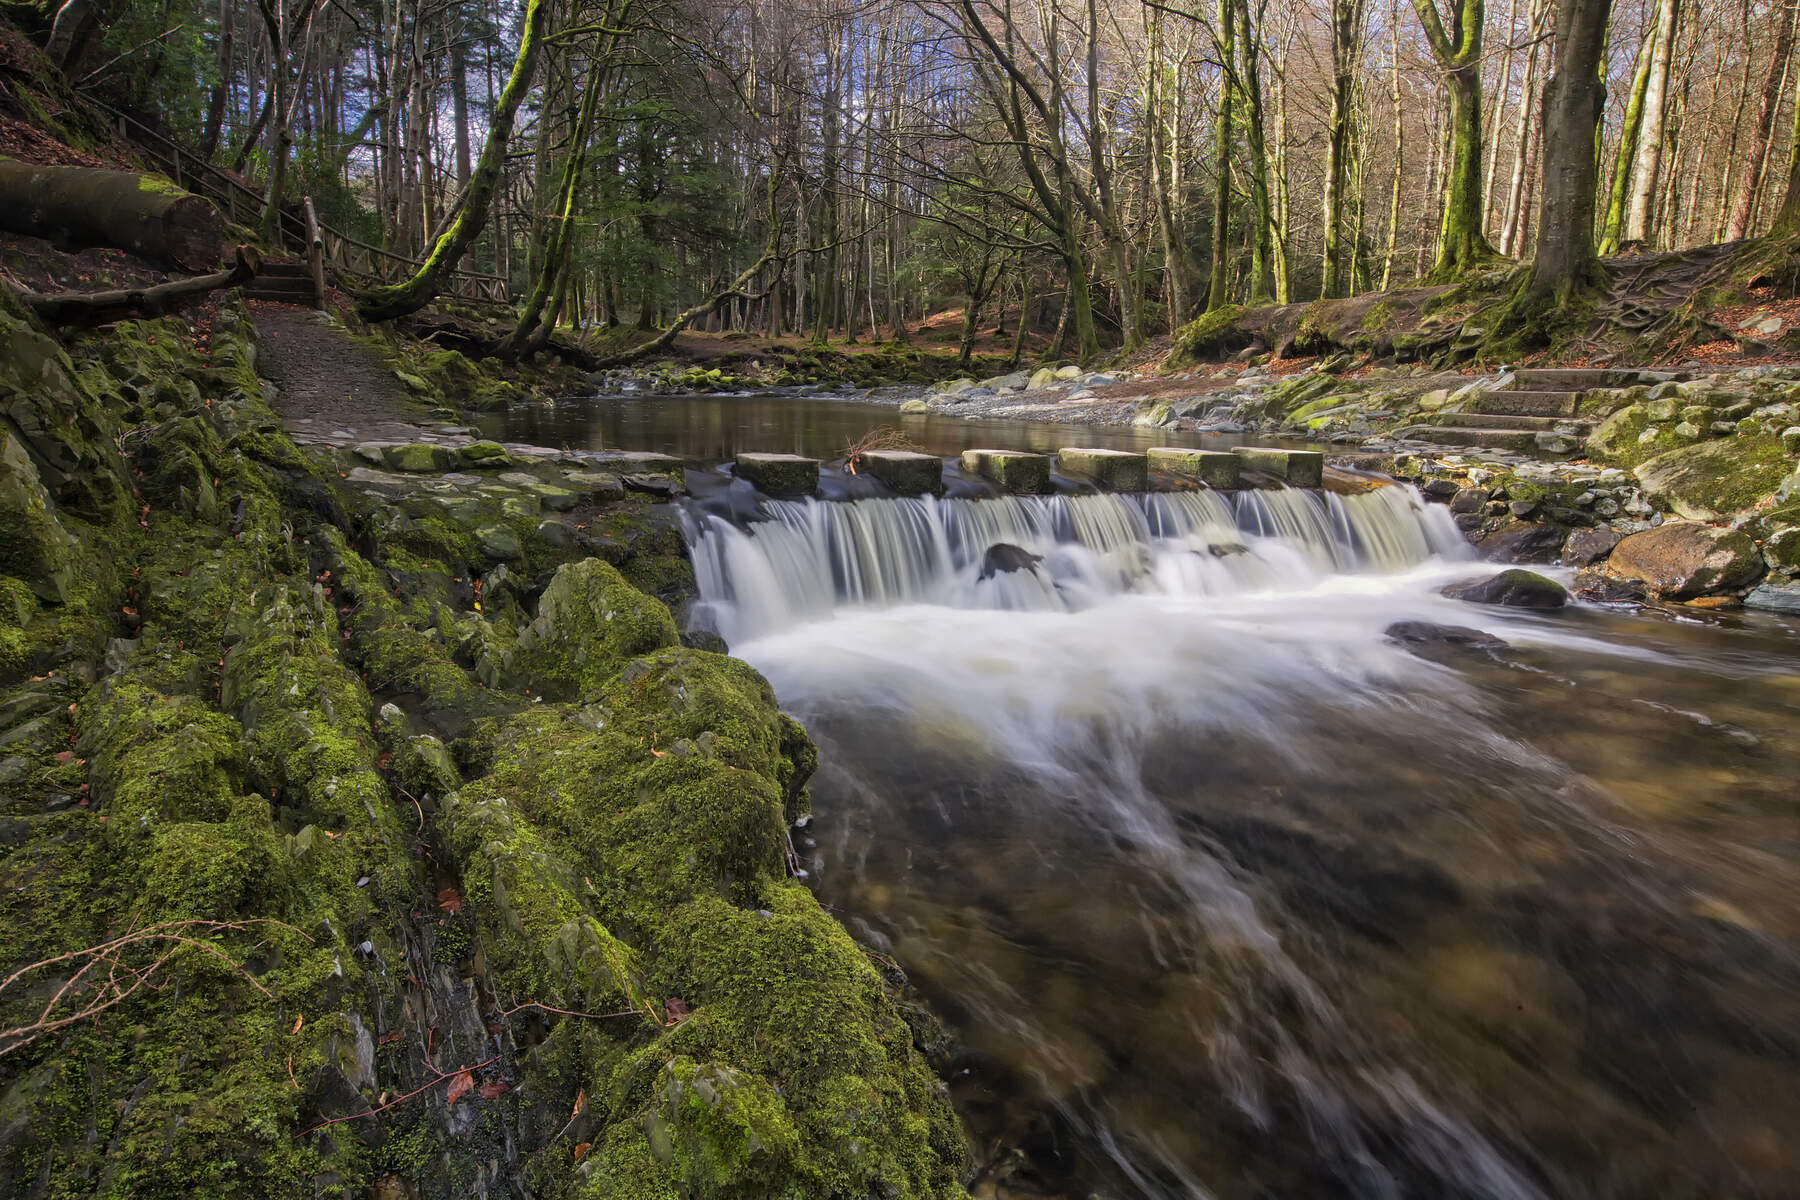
xmin=683 ymin=485 xmax=1469 ymax=643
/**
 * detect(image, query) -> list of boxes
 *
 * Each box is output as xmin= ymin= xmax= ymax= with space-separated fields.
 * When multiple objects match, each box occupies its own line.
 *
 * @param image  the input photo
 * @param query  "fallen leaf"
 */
xmin=572 ymin=1087 xmax=587 ymax=1117
xmin=291 ymin=1013 xmax=304 ymax=1035
xmin=445 ymin=1071 xmax=474 ymax=1105
xmin=663 ymin=997 xmax=691 ymax=1025
xmin=378 ymin=1030 xmax=401 ymax=1045
xmin=573 ymin=1142 xmax=592 ymax=1161
xmin=436 ymin=887 xmax=463 ymax=914
xmin=54 ymin=751 xmax=75 ymax=765
xmin=478 ymin=1080 xmax=509 ymax=1099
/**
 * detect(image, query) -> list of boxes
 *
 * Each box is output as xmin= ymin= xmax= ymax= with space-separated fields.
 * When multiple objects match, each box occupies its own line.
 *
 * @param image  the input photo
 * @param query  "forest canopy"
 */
xmin=15 ymin=0 xmax=1800 ymax=357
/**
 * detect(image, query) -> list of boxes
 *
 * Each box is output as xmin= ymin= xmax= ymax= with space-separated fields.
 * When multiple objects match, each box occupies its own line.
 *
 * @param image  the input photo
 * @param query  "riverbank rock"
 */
xmin=1632 ymin=436 xmax=1791 ymax=521
xmin=506 ymin=557 xmax=679 ymax=697
xmin=1745 ymin=582 xmax=1800 ymax=614
xmin=1442 ymin=570 xmax=1569 ymax=609
xmin=1606 ymin=522 xmax=1765 ymax=599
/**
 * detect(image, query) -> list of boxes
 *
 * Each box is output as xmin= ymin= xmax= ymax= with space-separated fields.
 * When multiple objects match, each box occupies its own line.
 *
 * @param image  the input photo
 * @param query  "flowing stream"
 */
xmin=681 ymin=484 xmax=1800 ymax=1199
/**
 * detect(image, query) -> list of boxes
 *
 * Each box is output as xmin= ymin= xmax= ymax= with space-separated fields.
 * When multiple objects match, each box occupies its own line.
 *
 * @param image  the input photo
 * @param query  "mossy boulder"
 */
xmin=1632 ymin=435 xmax=1790 ymax=521
xmin=0 ymin=426 xmax=77 ymax=602
xmin=1441 ymin=570 xmax=1569 ymax=609
xmin=507 ymin=558 xmax=679 ymax=698
xmin=1607 ymin=522 xmax=1765 ymax=599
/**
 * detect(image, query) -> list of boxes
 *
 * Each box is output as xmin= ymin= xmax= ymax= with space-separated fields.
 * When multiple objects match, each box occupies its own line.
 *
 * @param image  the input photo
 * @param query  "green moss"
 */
xmin=1634 ymin=435 xmax=1791 ymax=521
xmin=506 ymin=559 xmax=679 ymax=699
xmin=1165 ymin=305 xmax=1245 ymax=368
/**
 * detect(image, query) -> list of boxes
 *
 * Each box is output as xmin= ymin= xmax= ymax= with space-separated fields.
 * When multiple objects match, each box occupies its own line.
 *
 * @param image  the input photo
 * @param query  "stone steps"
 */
xmin=1395 ymin=426 xmax=1546 ymax=452
xmin=1427 ymin=411 xmax=1592 ymax=431
xmin=245 ymin=259 xmax=318 ymax=305
xmin=1468 ymin=390 xmax=1581 ymax=417
xmin=1512 ymin=367 xmax=1667 ymax=390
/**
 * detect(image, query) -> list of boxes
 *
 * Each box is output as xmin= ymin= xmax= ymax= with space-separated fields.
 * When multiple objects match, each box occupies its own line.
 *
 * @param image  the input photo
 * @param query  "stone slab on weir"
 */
xmin=1231 ymin=446 xmax=1325 ymax=488
xmin=858 ymin=449 xmax=942 ymax=495
xmin=1147 ymin=447 xmax=1241 ymax=489
xmin=959 ymin=449 xmax=1052 ymax=494
xmin=1057 ymin=448 xmax=1148 ymax=492
xmin=734 ymin=452 xmax=819 ymax=497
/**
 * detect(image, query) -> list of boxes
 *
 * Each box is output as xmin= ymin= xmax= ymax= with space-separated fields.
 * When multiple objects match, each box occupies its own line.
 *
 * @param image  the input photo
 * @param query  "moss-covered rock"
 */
xmin=507 ymin=558 xmax=679 ymax=698
xmin=1632 ymin=435 xmax=1791 ymax=521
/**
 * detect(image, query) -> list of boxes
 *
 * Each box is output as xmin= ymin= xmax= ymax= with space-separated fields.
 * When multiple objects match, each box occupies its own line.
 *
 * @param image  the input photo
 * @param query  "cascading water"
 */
xmin=679 ymin=483 xmax=1800 ymax=1199
xmin=684 ymin=484 xmax=1470 ymax=643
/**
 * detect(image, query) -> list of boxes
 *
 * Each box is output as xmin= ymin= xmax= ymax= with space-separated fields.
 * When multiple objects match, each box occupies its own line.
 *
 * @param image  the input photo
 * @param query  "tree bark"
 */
xmin=0 ymin=162 xmax=222 ymax=271
xmin=1726 ymin=2 xmax=1798 ymax=240
xmin=1412 ymin=0 xmax=1497 ymax=278
xmin=20 ymin=246 xmax=259 ymax=327
xmin=1523 ymin=0 xmax=1612 ymax=301
xmin=1621 ymin=0 xmax=1681 ymax=246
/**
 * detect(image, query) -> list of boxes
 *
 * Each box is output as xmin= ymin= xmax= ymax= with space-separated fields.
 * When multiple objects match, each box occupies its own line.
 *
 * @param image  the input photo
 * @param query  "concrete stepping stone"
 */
xmin=734 ymin=453 xmax=820 ymax=497
xmin=959 ymin=449 xmax=1052 ymax=494
xmin=1057 ymin=448 xmax=1148 ymax=491
xmin=1146 ymin=448 xmax=1242 ymax=488
xmin=858 ymin=450 xmax=942 ymax=495
xmin=1231 ymin=446 xmax=1325 ymax=488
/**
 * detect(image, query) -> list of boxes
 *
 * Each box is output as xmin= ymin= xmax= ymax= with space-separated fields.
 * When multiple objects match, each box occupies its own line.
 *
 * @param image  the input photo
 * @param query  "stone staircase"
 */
xmin=244 ymin=258 xmax=320 ymax=307
xmin=1396 ymin=367 xmax=1668 ymax=457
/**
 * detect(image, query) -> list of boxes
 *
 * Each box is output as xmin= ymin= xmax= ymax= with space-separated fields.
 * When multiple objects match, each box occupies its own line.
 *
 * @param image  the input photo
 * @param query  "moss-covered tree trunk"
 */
xmin=1598 ymin=14 xmax=1656 ymax=256
xmin=356 ymin=0 xmax=548 ymax=322
xmin=1413 ymin=0 xmax=1497 ymax=280
xmin=1207 ymin=0 xmax=1237 ymax=312
xmin=1321 ymin=0 xmax=1366 ymax=298
xmin=1237 ymin=0 xmax=1278 ymax=304
xmin=1726 ymin=1 xmax=1798 ymax=240
xmin=0 ymin=161 xmax=221 ymax=271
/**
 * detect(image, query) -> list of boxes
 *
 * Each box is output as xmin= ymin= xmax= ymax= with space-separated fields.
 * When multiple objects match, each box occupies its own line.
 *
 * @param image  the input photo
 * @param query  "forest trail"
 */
xmin=251 ymin=301 xmax=432 ymax=445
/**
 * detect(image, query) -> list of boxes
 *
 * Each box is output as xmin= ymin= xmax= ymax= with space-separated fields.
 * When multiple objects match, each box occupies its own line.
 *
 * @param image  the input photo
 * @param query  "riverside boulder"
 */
xmin=1606 ymin=522 xmax=1765 ymax=599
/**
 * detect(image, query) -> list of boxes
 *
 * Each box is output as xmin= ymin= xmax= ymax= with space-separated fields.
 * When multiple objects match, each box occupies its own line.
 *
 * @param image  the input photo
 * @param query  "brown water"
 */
xmin=686 ymin=487 xmax=1800 ymax=1200
xmin=475 ymin=390 xmax=1294 ymax=460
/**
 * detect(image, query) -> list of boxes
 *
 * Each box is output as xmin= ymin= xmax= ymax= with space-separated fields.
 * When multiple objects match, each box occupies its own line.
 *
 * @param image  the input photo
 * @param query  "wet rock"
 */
xmin=535 ymin=519 xmax=576 ymax=549
xmin=1562 ymin=527 xmax=1621 ymax=567
xmin=1383 ymin=621 xmax=1509 ymax=650
xmin=1027 ymin=366 xmax=1058 ymax=389
xmin=1572 ymin=569 xmax=1646 ymax=603
xmin=898 ymin=398 xmax=930 ymax=414
xmin=1449 ymin=487 xmax=1489 ymax=513
xmin=1607 ymin=522 xmax=1765 ymax=599
xmin=735 ymin=453 xmax=820 ymax=498
xmin=1056 ymin=448 xmax=1147 ymax=491
xmin=1146 ymin=447 xmax=1240 ymax=488
xmin=1421 ymin=478 xmax=1460 ymax=500
xmin=1442 ymin=569 xmax=1569 ymax=609
xmin=1744 ymin=583 xmax=1800 ymax=614
xmin=978 ymin=543 xmax=1044 ymax=580
xmin=858 ymin=449 xmax=942 ymax=496
xmin=1474 ymin=520 xmax=1565 ymax=564
xmin=564 ymin=470 xmax=627 ymax=499
xmin=623 ymin=473 xmax=683 ymax=498
xmin=1230 ymin=446 xmax=1324 ymax=488
xmin=961 ymin=449 xmax=1052 ymax=494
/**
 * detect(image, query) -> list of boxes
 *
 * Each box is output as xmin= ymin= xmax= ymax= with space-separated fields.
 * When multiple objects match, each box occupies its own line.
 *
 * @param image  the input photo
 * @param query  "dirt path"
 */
xmin=251 ymin=301 xmax=436 ymax=445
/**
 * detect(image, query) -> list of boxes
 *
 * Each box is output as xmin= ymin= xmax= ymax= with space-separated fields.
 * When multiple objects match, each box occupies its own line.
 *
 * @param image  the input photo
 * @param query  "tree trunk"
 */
xmin=1322 ymin=0 xmax=1366 ymax=298
xmin=357 ymin=0 xmax=548 ymax=322
xmin=1412 ymin=0 xmax=1496 ymax=278
xmin=1726 ymin=2 xmax=1798 ymax=240
xmin=1598 ymin=13 xmax=1657 ymax=255
xmin=0 ymin=163 xmax=222 ymax=271
xmin=1523 ymin=0 xmax=1612 ymax=301
xmin=1621 ymin=0 xmax=1681 ymax=246
xmin=1207 ymin=0 xmax=1236 ymax=311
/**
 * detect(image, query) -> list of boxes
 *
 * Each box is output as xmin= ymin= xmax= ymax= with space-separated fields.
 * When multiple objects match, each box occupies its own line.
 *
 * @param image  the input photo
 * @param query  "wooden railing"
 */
xmin=85 ymin=95 xmax=511 ymax=310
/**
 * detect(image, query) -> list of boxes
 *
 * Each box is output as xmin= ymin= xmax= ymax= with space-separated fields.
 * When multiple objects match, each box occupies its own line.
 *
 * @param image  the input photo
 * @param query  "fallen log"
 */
xmin=18 ymin=244 xmax=260 ymax=327
xmin=0 ymin=159 xmax=222 ymax=271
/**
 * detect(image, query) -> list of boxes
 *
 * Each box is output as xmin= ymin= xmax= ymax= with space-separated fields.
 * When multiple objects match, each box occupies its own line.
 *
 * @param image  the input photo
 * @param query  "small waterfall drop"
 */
xmin=684 ymin=484 xmax=1468 ymax=643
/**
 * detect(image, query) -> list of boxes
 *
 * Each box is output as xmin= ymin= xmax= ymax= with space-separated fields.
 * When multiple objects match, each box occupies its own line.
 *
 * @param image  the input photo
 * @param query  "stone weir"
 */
xmin=734 ymin=445 xmax=1329 ymax=499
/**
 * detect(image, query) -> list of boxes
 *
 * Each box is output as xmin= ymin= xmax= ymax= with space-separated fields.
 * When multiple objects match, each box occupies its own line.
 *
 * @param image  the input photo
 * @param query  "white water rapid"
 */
xmin=678 ymin=484 xmax=1800 ymax=1199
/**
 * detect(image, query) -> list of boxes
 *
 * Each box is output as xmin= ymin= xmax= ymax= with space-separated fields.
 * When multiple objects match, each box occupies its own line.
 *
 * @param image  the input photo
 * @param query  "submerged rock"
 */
xmin=1744 ymin=582 xmax=1800 ymax=614
xmin=1383 ymin=620 xmax=1509 ymax=649
xmin=1442 ymin=570 xmax=1569 ymax=609
xmin=1606 ymin=522 xmax=1765 ymax=599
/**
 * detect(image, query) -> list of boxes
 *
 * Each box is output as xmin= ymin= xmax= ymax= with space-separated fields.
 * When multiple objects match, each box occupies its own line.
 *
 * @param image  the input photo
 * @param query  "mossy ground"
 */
xmin=0 ymin=292 xmax=970 ymax=1198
